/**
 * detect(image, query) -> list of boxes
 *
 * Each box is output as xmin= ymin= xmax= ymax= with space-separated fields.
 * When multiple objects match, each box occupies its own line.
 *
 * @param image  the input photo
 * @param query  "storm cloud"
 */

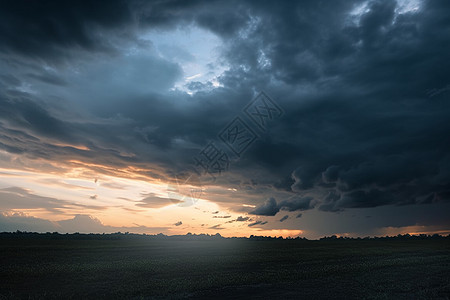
xmin=0 ymin=0 xmax=449 ymax=236
xmin=250 ymin=197 xmax=314 ymax=216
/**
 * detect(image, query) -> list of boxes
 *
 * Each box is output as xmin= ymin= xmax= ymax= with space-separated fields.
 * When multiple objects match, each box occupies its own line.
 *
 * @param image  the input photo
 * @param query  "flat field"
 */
xmin=0 ymin=235 xmax=449 ymax=299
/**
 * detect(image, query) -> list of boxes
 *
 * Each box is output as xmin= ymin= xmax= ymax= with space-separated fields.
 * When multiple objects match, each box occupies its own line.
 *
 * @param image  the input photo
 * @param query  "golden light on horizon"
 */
xmin=0 ymin=161 xmax=301 ymax=237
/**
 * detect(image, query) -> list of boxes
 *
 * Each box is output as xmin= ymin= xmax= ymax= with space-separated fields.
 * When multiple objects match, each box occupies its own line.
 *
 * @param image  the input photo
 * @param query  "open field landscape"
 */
xmin=1 ymin=234 xmax=449 ymax=299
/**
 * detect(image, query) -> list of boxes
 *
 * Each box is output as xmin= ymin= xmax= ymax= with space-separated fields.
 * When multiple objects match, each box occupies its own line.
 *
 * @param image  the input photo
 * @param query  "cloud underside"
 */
xmin=0 ymin=0 xmax=449 ymax=220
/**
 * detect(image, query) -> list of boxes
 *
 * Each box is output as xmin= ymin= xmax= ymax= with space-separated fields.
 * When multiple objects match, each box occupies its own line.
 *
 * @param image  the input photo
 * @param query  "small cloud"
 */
xmin=174 ymin=221 xmax=182 ymax=226
xmin=248 ymin=220 xmax=268 ymax=227
xmin=137 ymin=193 xmax=181 ymax=208
xmin=209 ymin=224 xmax=225 ymax=230
xmin=279 ymin=215 xmax=289 ymax=222
xmin=250 ymin=196 xmax=314 ymax=216
xmin=213 ymin=215 xmax=231 ymax=218
xmin=226 ymin=216 xmax=250 ymax=223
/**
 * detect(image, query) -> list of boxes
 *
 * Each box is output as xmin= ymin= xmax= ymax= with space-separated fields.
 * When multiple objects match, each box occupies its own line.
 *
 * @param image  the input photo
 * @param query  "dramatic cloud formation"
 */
xmin=250 ymin=197 xmax=314 ymax=216
xmin=0 ymin=0 xmax=449 ymax=238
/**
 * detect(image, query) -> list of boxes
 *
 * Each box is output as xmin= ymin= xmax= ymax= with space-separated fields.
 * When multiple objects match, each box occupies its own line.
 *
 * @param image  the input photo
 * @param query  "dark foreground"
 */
xmin=0 ymin=234 xmax=449 ymax=299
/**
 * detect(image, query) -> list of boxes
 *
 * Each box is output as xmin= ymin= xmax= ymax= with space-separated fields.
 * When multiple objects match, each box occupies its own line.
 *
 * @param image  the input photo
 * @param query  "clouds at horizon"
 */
xmin=0 ymin=211 xmax=168 ymax=234
xmin=0 ymin=0 xmax=449 ymax=237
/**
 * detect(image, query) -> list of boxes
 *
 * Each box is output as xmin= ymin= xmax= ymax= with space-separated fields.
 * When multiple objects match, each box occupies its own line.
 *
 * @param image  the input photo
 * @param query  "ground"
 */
xmin=0 ymin=234 xmax=449 ymax=299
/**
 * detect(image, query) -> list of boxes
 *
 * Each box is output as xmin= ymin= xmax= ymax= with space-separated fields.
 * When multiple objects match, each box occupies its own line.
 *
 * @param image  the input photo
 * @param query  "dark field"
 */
xmin=1 ymin=235 xmax=449 ymax=299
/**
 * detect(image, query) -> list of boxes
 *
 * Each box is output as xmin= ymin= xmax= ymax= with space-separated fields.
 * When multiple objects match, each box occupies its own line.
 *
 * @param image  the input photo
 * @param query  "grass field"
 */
xmin=0 ymin=234 xmax=449 ymax=299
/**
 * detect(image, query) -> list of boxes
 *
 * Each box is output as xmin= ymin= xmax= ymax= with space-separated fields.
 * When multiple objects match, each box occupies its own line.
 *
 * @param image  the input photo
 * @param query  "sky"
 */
xmin=0 ymin=0 xmax=449 ymax=239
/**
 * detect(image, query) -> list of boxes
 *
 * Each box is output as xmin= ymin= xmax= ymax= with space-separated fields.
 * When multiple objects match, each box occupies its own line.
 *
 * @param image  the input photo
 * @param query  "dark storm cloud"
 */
xmin=26 ymin=72 xmax=68 ymax=86
xmin=280 ymin=196 xmax=315 ymax=212
xmin=250 ymin=196 xmax=314 ymax=216
xmin=0 ymin=0 xmax=134 ymax=60
xmin=250 ymin=197 xmax=278 ymax=216
xmin=0 ymin=94 xmax=68 ymax=139
xmin=0 ymin=0 xmax=247 ymax=62
xmin=0 ymin=0 xmax=450 ymax=220
xmin=214 ymin=0 xmax=450 ymax=212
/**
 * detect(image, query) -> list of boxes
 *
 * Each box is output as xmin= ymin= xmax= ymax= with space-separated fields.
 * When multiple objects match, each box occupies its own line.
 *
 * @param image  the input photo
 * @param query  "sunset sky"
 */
xmin=0 ymin=0 xmax=449 ymax=239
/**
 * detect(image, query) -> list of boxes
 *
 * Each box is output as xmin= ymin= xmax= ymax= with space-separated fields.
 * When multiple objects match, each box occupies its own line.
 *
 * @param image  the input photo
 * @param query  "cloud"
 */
xmin=136 ymin=193 xmax=181 ymax=208
xmin=279 ymin=215 xmax=289 ymax=222
xmin=0 ymin=0 xmax=135 ymax=61
xmin=216 ymin=0 xmax=450 ymax=213
xmin=248 ymin=220 xmax=268 ymax=227
xmin=250 ymin=197 xmax=314 ymax=216
xmin=226 ymin=216 xmax=250 ymax=223
xmin=0 ymin=186 xmax=104 ymax=213
xmin=0 ymin=212 xmax=167 ymax=234
xmin=280 ymin=196 xmax=315 ymax=212
xmin=250 ymin=198 xmax=279 ymax=216
xmin=209 ymin=224 xmax=225 ymax=230
xmin=0 ymin=211 xmax=57 ymax=233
